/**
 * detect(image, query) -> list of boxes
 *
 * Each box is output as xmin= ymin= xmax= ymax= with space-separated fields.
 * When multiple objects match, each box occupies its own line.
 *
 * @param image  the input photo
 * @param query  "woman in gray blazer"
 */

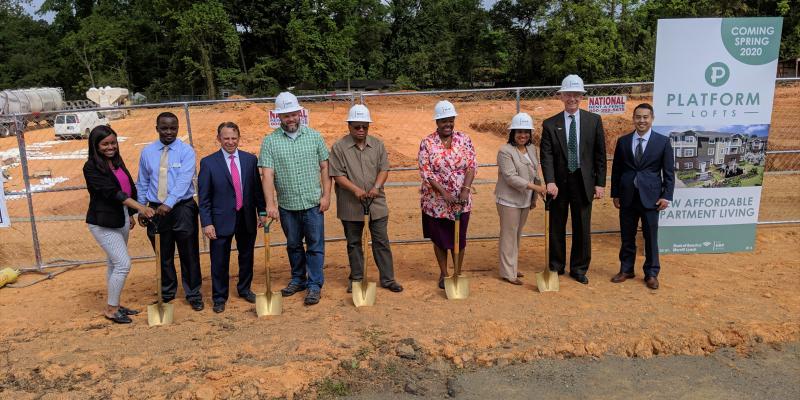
xmin=494 ymin=113 xmax=546 ymax=284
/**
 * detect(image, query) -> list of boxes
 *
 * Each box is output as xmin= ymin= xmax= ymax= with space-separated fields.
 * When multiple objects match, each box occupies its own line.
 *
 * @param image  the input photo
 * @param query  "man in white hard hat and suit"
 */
xmin=329 ymin=105 xmax=404 ymax=293
xmin=539 ymin=74 xmax=607 ymax=285
xmin=258 ymin=92 xmax=331 ymax=306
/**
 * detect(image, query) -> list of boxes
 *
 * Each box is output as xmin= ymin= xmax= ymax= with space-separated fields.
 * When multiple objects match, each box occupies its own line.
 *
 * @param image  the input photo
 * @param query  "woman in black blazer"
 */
xmin=83 ymin=125 xmax=154 ymax=324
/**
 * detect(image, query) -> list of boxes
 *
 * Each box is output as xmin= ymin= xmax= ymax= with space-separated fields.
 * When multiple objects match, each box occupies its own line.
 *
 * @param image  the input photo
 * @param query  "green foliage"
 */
xmin=317 ymin=378 xmax=350 ymax=397
xmin=1 ymin=0 xmax=797 ymax=97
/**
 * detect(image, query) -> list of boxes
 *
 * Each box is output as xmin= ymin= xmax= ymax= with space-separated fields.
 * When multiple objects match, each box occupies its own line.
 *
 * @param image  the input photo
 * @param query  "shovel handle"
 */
xmin=361 ymin=197 xmax=375 ymax=216
xmin=259 ymin=212 xmax=274 ymax=292
xmin=259 ymin=211 xmax=275 ymax=231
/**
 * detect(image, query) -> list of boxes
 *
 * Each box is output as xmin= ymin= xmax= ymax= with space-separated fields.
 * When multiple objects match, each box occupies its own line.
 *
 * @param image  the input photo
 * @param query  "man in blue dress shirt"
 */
xmin=137 ymin=112 xmax=204 ymax=311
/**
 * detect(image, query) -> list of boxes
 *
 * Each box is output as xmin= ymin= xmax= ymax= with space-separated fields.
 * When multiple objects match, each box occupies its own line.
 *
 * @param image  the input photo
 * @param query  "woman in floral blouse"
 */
xmin=418 ymin=100 xmax=478 ymax=289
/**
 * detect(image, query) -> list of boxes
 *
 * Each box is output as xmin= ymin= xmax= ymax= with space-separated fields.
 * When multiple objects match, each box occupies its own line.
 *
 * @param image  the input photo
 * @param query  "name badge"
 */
xmin=171 ymin=162 xmax=182 ymax=168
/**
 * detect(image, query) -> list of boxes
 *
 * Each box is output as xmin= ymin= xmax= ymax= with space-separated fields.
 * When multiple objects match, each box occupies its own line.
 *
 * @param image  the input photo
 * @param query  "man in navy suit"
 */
xmin=610 ymin=103 xmax=675 ymax=290
xmin=198 ymin=122 xmax=266 ymax=312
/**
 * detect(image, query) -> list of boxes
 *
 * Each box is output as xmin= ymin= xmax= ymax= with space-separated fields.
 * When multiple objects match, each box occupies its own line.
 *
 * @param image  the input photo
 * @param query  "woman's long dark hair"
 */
xmin=88 ymin=125 xmax=125 ymax=172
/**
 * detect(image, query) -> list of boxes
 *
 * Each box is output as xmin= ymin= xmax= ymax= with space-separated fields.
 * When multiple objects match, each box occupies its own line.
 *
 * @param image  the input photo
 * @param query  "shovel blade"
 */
xmin=352 ymin=281 xmax=377 ymax=307
xmin=535 ymin=269 xmax=560 ymax=292
xmin=444 ymin=275 xmax=470 ymax=299
xmin=255 ymin=291 xmax=283 ymax=316
xmin=147 ymin=303 xmax=174 ymax=326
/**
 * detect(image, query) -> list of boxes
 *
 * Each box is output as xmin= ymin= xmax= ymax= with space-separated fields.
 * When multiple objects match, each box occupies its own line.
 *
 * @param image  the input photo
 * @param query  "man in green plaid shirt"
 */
xmin=259 ymin=92 xmax=331 ymax=306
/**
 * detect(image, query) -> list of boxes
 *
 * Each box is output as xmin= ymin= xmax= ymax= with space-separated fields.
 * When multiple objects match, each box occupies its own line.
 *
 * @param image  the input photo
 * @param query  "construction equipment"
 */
xmin=444 ymin=209 xmax=469 ymax=299
xmin=536 ymin=195 xmax=559 ymax=292
xmin=0 ymin=87 xmax=64 ymax=137
xmin=147 ymin=218 xmax=174 ymax=326
xmin=86 ymin=86 xmax=129 ymax=120
xmin=352 ymin=198 xmax=377 ymax=307
xmin=256 ymin=213 xmax=282 ymax=316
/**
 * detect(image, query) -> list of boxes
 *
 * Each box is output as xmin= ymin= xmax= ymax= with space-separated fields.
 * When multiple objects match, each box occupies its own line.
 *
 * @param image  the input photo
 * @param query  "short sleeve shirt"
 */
xmin=258 ymin=125 xmax=329 ymax=211
xmin=417 ymin=131 xmax=478 ymax=220
xmin=329 ymin=134 xmax=390 ymax=222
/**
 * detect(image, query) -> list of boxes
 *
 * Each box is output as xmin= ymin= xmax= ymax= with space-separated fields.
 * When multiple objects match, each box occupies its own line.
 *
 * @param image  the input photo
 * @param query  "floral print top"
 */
xmin=418 ymin=131 xmax=478 ymax=220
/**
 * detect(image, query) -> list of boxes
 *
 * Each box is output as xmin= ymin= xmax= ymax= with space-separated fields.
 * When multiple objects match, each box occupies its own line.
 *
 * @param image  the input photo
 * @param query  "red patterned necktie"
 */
xmin=229 ymin=155 xmax=242 ymax=211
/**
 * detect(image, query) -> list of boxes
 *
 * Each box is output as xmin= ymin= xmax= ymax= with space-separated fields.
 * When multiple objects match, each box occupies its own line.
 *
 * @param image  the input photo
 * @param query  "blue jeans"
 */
xmin=279 ymin=206 xmax=325 ymax=291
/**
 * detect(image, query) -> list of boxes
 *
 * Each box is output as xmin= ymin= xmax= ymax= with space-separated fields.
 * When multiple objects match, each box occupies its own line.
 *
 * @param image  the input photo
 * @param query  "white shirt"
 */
xmin=563 ymin=110 xmax=581 ymax=160
xmin=632 ymin=129 xmax=651 ymax=158
xmin=221 ymin=149 xmax=243 ymax=192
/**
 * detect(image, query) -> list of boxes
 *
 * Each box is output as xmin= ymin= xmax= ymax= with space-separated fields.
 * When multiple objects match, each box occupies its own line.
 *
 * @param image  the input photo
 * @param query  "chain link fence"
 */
xmin=2 ymin=80 xmax=798 ymax=271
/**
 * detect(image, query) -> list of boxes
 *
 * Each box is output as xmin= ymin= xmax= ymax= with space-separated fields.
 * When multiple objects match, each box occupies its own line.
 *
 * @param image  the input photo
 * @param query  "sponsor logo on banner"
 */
xmin=653 ymin=17 xmax=782 ymax=253
xmin=587 ymin=95 xmax=626 ymax=115
xmin=268 ymin=109 xmax=309 ymax=128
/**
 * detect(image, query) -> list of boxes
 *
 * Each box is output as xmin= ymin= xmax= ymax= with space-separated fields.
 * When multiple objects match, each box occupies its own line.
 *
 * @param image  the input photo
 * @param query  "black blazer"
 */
xmin=540 ymin=109 xmax=607 ymax=202
xmin=610 ymin=131 xmax=675 ymax=209
xmin=83 ymin=159 xmax=138 ymax=228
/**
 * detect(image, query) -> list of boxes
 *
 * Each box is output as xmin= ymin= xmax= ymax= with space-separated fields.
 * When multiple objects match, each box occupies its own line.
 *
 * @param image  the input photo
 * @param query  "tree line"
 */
xmin=1 ymin=0 xmax=797 ymax=101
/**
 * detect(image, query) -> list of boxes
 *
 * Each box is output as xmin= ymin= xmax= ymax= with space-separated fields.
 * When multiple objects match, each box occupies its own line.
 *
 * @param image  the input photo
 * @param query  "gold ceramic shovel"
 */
xmin=256 ymin=213 xmax=282 ymax=316
xmin=536 ymin=195 xmax=559 ymax=292
xmin=445 ymin=210 xmax=469 ymax=299
xmin=147 ymin=219 xmax=174 ymax=326
xmin=352 ymin=198 xmax=377 ymax=307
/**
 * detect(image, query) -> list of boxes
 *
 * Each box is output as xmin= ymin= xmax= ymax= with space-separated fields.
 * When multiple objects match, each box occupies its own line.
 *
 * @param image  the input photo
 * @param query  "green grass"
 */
xmin=318 ymin=378 xmax=350 ymax=397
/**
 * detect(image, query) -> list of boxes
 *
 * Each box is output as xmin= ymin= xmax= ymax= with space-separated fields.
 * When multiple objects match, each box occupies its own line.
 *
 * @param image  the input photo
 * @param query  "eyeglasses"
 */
xmin=350 ymin=124 xmax=369 ymax=131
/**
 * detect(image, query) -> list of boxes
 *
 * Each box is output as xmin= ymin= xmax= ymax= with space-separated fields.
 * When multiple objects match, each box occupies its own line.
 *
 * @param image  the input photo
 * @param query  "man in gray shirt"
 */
xmin=329 ymin=105 xmax=403 ymax=293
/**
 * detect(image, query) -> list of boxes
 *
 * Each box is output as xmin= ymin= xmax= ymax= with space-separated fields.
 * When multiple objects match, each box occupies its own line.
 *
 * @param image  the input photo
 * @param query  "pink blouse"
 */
xmin=112 ymin=167 xmax=132 ymax=198
xmin=418 ymin=131 xmax=478 ymax=220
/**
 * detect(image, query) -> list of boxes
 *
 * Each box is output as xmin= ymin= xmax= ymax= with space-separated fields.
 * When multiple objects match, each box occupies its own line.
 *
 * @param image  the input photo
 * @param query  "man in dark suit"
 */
xmin=610 ymin=103 xmax=675 ymax=290
xmin=198 ymin=122 xmax=266 ymax=313
xmin=540 ymin=74 xmax=607 ymax=285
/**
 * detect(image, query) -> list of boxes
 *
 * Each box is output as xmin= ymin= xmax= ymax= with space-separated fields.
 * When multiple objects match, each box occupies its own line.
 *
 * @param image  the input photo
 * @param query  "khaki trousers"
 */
xmin=496 ymin=203 xmax=530 ymax=280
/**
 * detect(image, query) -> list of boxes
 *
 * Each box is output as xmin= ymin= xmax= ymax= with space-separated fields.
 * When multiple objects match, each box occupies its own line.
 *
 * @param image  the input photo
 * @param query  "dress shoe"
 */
xmin=645 ymin=276 xmax=659 ymax=290
xmin=346 ymin=280 xmax=353 ymax=293
xmin=556 ymin=269 xmax=565 ymax=276
xmin=382 ymin=281 xmax=404 ymax=292
xmin=239 ymin=291 xmax=257 ymax=304
xmin=280 ymin=283 xmax=307 ymax=297
xmin=611 ymin=272 xmax=636 ymax=283
xmin=438 ymin=276 xmax=445 ymax=290
xmin=189 ymin=299 xmax=204 ymax=311
xmin=304 ymin=289 xmax=321 ymax=305
xmin=212 ymin=302 xmax=225 ymax=313
xmin=503 ymin=277 xmax=523 ymax=285
xmin=569 ymin=272 xmax=589 ymax=285
xmin=105 ymin=310 xmax=132 ymax=324
xmin=118 ymin=305 xmax=140 ymax=316
xmin=516 ymin=272 xmax=525 ymax=278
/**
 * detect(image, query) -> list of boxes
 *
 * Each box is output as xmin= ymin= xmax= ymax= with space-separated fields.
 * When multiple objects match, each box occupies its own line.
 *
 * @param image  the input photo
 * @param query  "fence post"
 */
xmin=516 ymin=88 xmax=521 ymax=113
xmin=360 ymin=92 xmax=365 ymax=105
xmin=183 ymin=103 xmax=194 ymax=146
xmin=183 ymin=103 xmax=208 ymax=252
xmin=350 ymin=93 xmax=355 ymax=106
xmin=15 ymin=121 xmax=43 ymax=269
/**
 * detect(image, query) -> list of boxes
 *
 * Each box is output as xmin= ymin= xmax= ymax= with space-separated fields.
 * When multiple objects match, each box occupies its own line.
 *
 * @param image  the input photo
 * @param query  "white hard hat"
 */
xmin=509 ymin=112 xmax=534 ymax=130
xmin=274 ymin=92 xmax=303 ymax=114
xmin=346 ymin=104 xmax=372 ymax=123
xmin=558 ymin=74 xmax=586 ymax=93
xmin=433 ymin=100 xmax=458 ymax=120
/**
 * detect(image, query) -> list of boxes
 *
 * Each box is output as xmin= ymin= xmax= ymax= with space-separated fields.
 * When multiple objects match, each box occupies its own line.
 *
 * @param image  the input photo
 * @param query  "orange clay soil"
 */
xmin=0 ymin=88 xmax=799 ymax=398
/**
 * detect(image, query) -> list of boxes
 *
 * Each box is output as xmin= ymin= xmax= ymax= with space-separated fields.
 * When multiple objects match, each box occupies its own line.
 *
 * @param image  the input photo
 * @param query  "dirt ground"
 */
xmin=1 ymin=88 xmax=799 ymax=399
xmin=0 ymin=224 xmax=798 ymax=399
xmin=343 ymin=342 xmax=800 ymax=399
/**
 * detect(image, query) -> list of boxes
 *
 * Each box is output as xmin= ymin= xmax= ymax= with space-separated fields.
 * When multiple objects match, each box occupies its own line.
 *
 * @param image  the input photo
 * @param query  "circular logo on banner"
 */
xmin=721 ymin=17 xmax=782 ymax=65
xmin=705 ymin=62 xmax=730 ymax=87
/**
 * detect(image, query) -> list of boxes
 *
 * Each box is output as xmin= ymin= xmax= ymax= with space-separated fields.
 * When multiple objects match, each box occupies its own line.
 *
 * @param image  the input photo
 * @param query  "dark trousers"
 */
xmin=209 ymin=210 xmax=256 ymax=303
xmin=549 ymin=169 xmax=593 ymax=276
xmin=619 ymin=189 xmax=661 ymax=278
xmin=147 ymin=199 xmax=202 ymax=301
xmin=342 ymin=216 xmax=396 ymax=286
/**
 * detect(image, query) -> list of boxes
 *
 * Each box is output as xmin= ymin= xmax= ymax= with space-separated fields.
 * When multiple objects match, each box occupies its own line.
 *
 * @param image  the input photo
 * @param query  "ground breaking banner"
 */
xmin=653 ymin=17 xmax=782 ymax=253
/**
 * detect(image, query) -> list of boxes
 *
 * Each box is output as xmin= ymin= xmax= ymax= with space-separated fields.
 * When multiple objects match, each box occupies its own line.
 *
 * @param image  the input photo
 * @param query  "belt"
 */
xmin=148 ymin=197 xmax=193 ymax=208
